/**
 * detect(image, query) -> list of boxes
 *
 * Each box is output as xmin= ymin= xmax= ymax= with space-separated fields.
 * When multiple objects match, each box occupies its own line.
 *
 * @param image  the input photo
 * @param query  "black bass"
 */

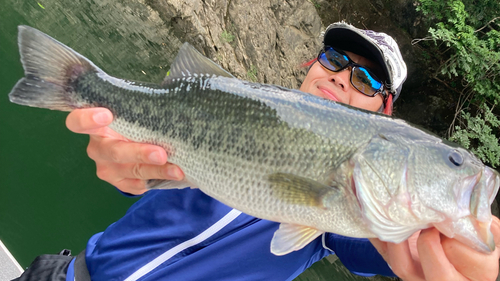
xmin=9 ymin=26 xmax=499 ymax=255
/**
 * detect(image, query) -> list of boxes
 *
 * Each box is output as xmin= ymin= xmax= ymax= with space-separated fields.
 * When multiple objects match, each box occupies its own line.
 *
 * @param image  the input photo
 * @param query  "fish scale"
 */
xmin=9 ymin=25 xmax=500 ymax=256
xmin=75 ymin=63 xmax=377 ymax=235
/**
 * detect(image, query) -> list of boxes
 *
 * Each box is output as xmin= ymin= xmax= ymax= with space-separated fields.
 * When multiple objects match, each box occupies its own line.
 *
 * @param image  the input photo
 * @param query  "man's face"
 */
xmin=299 ymin=50 xmax=384 ymax=112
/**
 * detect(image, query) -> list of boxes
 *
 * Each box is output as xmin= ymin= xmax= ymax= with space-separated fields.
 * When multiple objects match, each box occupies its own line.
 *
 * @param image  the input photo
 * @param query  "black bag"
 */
xmin=12 ymin=250 xmax=72 ymax=281
xmin=12 ymin=249 xmax=90 ymax=281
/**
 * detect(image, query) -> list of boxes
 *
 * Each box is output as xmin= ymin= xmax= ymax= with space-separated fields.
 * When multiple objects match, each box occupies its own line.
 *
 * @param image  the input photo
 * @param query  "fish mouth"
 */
xmin=470 ymin=167 xmax=499 ymax=252
xmin=437 ymin=167 xmax=500 ymax=253
xmin=470 ymin=167 xmax=500 ymax=222
xmin=477 ymin=219 xmax=496 ymax=252
xmin=434 ymin=215 xmax=495 ymax=253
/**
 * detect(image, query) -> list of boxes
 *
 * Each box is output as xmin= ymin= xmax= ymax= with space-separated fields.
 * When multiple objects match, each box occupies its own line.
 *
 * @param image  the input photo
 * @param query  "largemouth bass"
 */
xmin=9 ymin=26 xmax=499 ymax=255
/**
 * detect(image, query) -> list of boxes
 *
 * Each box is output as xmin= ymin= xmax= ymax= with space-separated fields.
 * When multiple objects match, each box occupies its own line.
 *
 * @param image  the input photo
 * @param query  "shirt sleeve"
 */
xmin=324 ymin=233 xmax=397 ymax=277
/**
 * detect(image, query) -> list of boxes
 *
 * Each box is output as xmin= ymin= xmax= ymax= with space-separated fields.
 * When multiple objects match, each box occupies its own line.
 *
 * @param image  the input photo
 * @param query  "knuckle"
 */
xmin=131 ymin=164 xmax=145 ymax=179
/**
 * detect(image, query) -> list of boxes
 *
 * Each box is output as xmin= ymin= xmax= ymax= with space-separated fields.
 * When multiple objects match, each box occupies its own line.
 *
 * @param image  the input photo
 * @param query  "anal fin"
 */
xmin=271 ymin=223 xmax=324 ymax=256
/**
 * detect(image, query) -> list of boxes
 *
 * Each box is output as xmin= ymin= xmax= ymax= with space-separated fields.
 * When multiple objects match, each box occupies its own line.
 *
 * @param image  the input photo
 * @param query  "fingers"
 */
xmin=66 ymin=108 xmax=127 ymax=140
xmin=407 ymin=231 xmax=421 ymax=264
xmin=440 ymin=217 xmax=500 ymax=281
xmin=66 ymin=108 xmax=112 ymax=133
xmin=96 ymin=162 xmax=184 ymax=182
xmin=368 ymin=238 xmax=388 ymax=258
xmin=417 ymin=228 xmax=465 ymax=281
xmin=491 ymin=216 xmax=500 ymax=247
xmin=386 ymin=240 xmax=425 ymax=280
xmin=88 ymin=135 xmax=185 ymax=194
xmin=96 ymin=162 xmax=184 ymax=195
xmin=66 ymin=108 xmax=186 ymax=195
xmin=88 ymin=136 xmax=168 ymax=165
xmin=369 ymin=238 xmax=425 ymax=280
xmin=113 ymin=179 xmax=148 ymax=195
xmin=371 ymin=223 xmax=500 ymax=281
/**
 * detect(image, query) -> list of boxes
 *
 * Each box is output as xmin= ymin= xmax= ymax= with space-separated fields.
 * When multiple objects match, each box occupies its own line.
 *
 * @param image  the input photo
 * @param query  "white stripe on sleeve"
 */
xmin=124 ymin=209 xmax=242 ymax=281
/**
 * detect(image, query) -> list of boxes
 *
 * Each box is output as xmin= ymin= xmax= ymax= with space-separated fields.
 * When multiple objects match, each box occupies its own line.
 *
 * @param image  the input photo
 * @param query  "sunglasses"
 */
xmin=317 ymin=46 xmax=387 ymax=99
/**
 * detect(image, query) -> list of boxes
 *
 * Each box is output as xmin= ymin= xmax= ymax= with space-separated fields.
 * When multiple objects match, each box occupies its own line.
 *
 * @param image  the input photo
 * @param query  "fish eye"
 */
xmin=448 ymin=150 xmax=463 ymax=166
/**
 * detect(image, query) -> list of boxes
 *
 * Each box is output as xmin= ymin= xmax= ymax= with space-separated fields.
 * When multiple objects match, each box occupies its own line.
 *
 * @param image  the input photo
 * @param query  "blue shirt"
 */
xmin=70 ymin=189 xmax=395 ymax=280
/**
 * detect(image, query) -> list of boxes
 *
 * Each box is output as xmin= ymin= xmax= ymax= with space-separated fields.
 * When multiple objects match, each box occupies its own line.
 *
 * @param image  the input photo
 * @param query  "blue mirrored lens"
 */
xmin=317 ymin=46 xmax=384 ymax=96
xmin=319 ymin=47 xmax=349 ymax=71
xmin=351 ymin=67 xmax=383 ymax=95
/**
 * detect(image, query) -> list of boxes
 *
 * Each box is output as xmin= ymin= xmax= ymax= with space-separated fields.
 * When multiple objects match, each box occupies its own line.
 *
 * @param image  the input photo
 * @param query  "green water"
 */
xmin=0 ymin=0 xmax=181 ymax=268
xmin=0 ymin=1 xmax=395 ymax=280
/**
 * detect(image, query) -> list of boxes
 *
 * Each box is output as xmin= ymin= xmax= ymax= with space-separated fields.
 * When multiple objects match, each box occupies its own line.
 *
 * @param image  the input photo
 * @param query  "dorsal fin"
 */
xmin=162 ymin=42 xmax=234 ymax=85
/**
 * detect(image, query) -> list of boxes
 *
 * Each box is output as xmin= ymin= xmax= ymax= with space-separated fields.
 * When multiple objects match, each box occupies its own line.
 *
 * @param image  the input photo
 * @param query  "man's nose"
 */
xmin=329 ymin=68 xmax=352 ymax=92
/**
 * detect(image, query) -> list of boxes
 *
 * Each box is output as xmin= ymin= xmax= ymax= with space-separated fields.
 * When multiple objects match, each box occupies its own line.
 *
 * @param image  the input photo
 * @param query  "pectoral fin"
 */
xmin=267 ymin=173 xmax=342 ymax=209
xmin=271 ymin=223 xmax=324 ymax=256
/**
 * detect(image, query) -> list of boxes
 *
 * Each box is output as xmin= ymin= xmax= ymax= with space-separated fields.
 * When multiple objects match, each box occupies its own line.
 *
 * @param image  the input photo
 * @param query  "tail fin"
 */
xmin=9 ymin=25 xmax=100 ymax=111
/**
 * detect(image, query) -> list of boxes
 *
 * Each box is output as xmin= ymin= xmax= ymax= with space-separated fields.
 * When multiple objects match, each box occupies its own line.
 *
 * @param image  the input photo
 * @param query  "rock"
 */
xmin=146 ymin=0 xmax=322 ymax=88
xmin=145 ymin=0 xmax=450 ymax=131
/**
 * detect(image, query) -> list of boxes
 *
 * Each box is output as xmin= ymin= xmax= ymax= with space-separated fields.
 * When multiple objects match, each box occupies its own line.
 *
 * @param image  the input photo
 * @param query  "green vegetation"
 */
xmin=416 ymin=0 xmax=500 ymax=167
xmin=220 ymin=30 xmax=235 ymax=43
xmin=247 ymin=65 xmax=258 ymax=82
xmin=450 ymin=104 xmax=500 ymax=167
xmin=308 ymin=0 xmax=321 ymax=9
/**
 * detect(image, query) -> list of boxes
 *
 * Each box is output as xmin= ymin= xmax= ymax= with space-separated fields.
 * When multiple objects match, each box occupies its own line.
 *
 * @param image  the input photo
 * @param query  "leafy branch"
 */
xmin=415 ymin=0 xmax=500 ymax=167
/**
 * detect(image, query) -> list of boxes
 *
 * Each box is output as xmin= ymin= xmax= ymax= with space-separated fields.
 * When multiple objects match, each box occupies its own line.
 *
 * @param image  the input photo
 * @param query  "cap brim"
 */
xmin=323 ymin=27 xmax=392 ymax=89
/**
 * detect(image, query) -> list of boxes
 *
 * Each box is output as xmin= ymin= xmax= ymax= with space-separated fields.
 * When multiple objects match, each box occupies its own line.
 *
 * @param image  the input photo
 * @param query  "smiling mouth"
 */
xmin=318 ymin=87 xmax=339 ymax=102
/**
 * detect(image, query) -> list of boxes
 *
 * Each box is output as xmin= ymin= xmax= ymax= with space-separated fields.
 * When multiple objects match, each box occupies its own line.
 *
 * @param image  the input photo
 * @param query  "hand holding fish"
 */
xmin=66 ymin=107 xmax=185 ymax=195
xmin=370 ymin=216 xmax=500 ymax=281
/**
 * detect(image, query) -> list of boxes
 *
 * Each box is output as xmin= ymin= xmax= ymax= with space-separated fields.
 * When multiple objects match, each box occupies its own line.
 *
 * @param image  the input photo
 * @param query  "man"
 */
xmin=21 ymin=22 xmax=500 ymax=280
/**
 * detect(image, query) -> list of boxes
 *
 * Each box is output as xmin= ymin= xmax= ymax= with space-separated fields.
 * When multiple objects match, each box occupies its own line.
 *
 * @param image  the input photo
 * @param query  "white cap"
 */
xmin=322 ymin=22 xmax=407 ymax=102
